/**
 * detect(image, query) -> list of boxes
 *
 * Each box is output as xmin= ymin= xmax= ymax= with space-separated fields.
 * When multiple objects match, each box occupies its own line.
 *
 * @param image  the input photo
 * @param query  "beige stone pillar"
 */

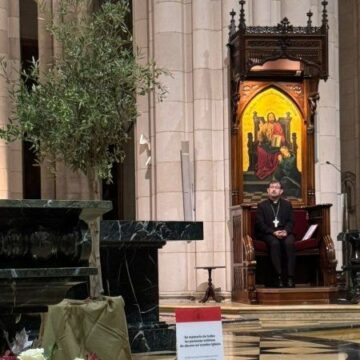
xmin=38 ymin=0 xmax=56 ymax=199
xmin=38 ymin=0 xmax=91 ymax=200
xmin=281 ymin=0 xmax=311 ymax=24
xmin=190 ymin=0 xmax=229 ymax=298
xmin=8 ymin=0 xmax=22 ymax=199
xmin=253 ymin=0 xmax=272 ymax=25
xmin=315 ymin=0 xmax=342 ymax=267
xmin=271 ymin=0 xmax=281 ymax=25
xmin=0 ymin=0 xmax=22 ymax=199
xmin=133 ymin=0 xmax=152 ymax=219
xmin=152 ymin=0 xmax=194 ymax=297
xmin=339 ymin=0 xmax=360 ymax=230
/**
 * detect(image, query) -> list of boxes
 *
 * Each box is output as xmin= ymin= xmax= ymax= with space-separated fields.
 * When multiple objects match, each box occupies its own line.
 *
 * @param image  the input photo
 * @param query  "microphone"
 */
xmin=326 ymin=161 xmax=350 ymax=232
xmin=325 ymin=161 xmax=342 ymax=174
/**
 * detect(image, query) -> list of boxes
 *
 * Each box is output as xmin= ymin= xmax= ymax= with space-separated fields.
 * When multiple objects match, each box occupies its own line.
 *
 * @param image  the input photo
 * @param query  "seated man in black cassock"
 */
xmin=255 ymin=180 xmax=295 ymax=288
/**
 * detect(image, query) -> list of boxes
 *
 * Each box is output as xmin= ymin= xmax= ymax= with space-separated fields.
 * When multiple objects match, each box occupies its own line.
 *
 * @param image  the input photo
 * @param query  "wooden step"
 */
xmin=256 ymin=286 xmax=338 ymax=305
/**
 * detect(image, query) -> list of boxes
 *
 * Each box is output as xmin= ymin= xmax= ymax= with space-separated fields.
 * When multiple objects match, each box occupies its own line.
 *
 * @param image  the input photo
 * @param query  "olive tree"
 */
xmin=0 ymin=0 xmax=166 ymax=296
xmin=0 ymin=0 xmax=166 ymax=197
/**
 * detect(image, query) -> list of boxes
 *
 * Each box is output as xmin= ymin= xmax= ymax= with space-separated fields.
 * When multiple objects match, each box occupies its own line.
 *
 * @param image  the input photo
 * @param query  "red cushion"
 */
xmin=253 ymin=239 xmax=267 ymax=252
xmin=295 ymin=237 xmax=319 ymax=251
xmin=254 ymin=237 xmax=319 ymax=252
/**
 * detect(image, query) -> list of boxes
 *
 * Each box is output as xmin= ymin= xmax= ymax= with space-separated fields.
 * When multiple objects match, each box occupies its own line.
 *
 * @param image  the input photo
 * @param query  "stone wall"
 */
xmin=133 ymin=0 xmax=342 ymax=299
xmin=339 ymin=0 xmax=360 ymax=231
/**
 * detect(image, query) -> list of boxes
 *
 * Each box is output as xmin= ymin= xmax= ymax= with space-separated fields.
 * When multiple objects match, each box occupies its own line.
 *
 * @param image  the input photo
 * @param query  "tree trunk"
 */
xmin=87 ymin=168 xmax=103 ymax=298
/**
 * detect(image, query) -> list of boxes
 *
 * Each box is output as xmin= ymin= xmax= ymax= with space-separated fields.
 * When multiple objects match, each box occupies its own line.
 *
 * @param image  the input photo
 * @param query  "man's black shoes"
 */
xmin=275 ymin=276 xmax=295 ymax=288
xmin=277 ymin=275 xmax=284 ymax=288
xmin=287 ymin=277 xmax=295 ymax=288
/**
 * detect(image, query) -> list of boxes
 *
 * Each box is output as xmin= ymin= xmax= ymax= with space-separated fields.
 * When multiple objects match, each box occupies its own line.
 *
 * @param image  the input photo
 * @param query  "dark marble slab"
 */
xmin=128 ymin=322 xmax=176 ymax=353
xmin=99 ymin=220 xmax=203 ymax=352
xmin=101 ymin=220 xmax=203 ymax=245
xmin=0 ymin=267 xmax=97 ymax=278
xmin=0 ymin=199 xmax=112 ymax=267
xmin=0 ymin=198 xmax=111 ymax=212
xmin=0 ymin=280 xmax=84 ymax=307
xmin=0 ymin=200 xmax=111 ymax=310
xmin=101 ymin=246 xmax=159 ymax=323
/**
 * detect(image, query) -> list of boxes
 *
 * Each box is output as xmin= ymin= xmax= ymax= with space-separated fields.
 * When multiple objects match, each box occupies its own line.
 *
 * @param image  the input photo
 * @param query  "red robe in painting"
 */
xmin=255 ymin=121 xmax=285 ymax=180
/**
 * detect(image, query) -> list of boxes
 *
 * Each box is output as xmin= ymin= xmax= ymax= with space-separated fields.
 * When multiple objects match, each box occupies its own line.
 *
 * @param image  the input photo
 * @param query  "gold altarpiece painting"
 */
xmin=239 ymin=84 xmax=305 ymax=204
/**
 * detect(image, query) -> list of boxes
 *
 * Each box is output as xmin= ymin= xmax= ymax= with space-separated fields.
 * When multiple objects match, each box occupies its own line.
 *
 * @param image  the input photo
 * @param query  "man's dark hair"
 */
xmin=268 ymin=180 xmax=283 ymax=189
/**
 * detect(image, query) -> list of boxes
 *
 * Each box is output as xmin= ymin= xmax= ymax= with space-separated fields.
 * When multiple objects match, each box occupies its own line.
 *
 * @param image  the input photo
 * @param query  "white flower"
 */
xmin=73 ymin=358 xmax=85 ymax=360
xmin=18 ymin=348 xmax=46 ymax=360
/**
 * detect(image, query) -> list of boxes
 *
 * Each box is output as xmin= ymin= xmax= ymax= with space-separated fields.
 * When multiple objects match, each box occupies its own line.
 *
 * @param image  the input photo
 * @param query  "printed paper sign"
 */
xmin=176 ymin=307 xmax=224 ymax=360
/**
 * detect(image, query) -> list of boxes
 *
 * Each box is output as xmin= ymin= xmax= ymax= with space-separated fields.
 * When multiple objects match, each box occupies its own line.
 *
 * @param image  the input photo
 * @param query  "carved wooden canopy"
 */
xmin=228 ymin=0 xmax=329 ymax=81
xmin=228 ymin=1 xmax=330 ymax=207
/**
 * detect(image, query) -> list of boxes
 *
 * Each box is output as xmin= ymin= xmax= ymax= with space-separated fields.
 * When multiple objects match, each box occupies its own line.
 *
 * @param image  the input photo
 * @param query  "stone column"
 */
xmin=133 ymin=0 xmax=152 ymax=219
xmin=38 ymin=0 xmax=56 ymax=199
xmin=253 ymin=0 xmax=272 ymax=25
xmin=339 ymin=0 xmax=360 ymax=230
xmin=0 ymin=0 xmax=22 ymax=199
xmin=271 ymin=0 xmax=281 ymax=25
xmin=152 ymin=0 xmax=193 ymax=297
xmin=0 ymin=5 xmax=9 ymax=195
xmin=223 ymin=0 xmax=239 ymax=298
xmin=8 ymin=0 xmax=22 ymax=199
xmin=190 ymin=0 xmax=230 ymax=299
xmin=281 ymin=0 xmax=311 ymax=24
xmin=38 ymin=0 xmax=91 ymax=200
xmin=312 ymin=0 xmax=341 ymax=267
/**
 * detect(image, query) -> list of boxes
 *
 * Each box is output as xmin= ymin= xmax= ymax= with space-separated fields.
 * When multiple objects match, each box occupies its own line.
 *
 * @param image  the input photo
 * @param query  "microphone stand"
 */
xmin=325 ymin=161 xmax=349 ymax=232
xmin=326 ymin=161 xmax=359 ymax=303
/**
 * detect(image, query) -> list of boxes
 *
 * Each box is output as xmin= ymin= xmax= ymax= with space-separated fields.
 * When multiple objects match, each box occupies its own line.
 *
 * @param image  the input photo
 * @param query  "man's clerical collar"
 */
xmin=270 ymin=198 xmax=279 ymax=204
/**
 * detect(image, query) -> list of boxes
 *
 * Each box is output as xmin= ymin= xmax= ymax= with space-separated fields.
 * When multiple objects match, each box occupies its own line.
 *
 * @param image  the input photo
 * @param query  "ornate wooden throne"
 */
xmin=228 ymin=1 xmax=338 ymax=304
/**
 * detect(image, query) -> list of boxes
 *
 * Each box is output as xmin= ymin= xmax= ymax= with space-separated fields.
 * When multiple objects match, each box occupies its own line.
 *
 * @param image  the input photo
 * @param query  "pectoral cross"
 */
xmin=273 ymin=217 xmax=279 ymax=228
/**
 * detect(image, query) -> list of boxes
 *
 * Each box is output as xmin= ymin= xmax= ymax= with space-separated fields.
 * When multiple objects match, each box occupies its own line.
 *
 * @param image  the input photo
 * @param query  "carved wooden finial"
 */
xmin=239 ymin=0 xmax=246 ymax=31
xmin=277 ymin=17 xmax=293 ymax=33
xmin=229 ymin=9 xmax=236 ymax=35
xmin=306 ymin=9 xmax=313 ymax=30
xmin=321 ymin=0 xmax=328 ymax=31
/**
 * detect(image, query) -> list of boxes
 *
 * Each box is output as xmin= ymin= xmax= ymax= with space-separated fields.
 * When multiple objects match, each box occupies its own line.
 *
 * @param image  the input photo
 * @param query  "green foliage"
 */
xmin=0 ymin=0 xmax=166 ymax=182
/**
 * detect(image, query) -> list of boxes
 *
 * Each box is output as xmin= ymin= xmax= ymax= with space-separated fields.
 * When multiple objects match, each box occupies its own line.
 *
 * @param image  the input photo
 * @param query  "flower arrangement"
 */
xmin=1 ymin=348 xmax=99 ymax=360
xmin=17 ymin=349 xmax=46 ymax=360
xmin=0 ymin=350 xmax=17 ymax=360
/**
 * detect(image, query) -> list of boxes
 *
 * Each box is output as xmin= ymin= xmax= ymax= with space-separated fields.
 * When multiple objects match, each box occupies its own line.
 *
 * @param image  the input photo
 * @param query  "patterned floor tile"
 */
xmin=132 ymin=323 xmax=360 ymax=359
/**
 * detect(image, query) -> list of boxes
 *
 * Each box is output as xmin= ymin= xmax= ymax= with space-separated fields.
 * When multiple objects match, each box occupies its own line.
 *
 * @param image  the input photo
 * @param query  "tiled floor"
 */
xmin=133 ymin=321 xmax=360 ymax=359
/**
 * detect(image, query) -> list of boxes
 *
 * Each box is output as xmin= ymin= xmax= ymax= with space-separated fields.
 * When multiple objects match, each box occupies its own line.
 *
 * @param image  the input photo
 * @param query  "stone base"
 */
xmin=256 ymin=286 xmax=338 ymax=305
xmin=160 ymin=291 xmax=232 ymax=303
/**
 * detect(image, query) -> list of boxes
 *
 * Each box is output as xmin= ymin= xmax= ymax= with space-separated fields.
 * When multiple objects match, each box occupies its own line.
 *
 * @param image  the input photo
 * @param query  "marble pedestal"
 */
xmin=100 ymin=220 xmax=203 ymax=352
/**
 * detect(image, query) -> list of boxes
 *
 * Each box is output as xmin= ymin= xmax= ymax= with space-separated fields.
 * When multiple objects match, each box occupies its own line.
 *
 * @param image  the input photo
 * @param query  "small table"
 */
xmin=195 ymin=266 xmax=225 ymax=303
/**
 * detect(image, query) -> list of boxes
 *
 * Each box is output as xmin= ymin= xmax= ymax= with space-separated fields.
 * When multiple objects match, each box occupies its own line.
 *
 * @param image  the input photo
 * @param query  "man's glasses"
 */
xmin=268 ymin=185 xmax=281 ymax=189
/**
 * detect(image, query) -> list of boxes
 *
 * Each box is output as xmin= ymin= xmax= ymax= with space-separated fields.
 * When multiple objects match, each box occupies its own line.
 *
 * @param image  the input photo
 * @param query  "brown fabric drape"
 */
xmin=41 ymin=297 xmax=132 ymax=360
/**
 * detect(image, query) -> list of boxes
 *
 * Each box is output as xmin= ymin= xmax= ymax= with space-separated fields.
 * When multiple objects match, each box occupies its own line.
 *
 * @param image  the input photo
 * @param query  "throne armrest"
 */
xmin=243 ymin=234 xmax=256 ymax=263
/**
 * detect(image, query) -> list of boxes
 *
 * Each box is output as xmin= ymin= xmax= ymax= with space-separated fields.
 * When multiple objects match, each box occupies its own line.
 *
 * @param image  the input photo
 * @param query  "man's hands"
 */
xmin=273 ymin=230 xmax=288 ymax=239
